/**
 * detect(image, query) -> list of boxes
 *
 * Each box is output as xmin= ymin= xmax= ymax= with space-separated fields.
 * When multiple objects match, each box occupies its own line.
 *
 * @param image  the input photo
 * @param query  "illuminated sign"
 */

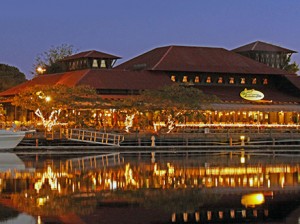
xmin=240 ymin=88 xmax=264 ymax=101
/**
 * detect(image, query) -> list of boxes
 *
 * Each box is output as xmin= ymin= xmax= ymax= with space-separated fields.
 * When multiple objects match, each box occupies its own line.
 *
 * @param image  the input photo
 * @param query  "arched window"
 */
xmin=263 ymin=78 xmax=268 ymax=85
xmin=218 ymin=77 xmax=223 ymax=84
xmin=240 ymin=78 xmax=246 ymax=84
xmin=92 ymin=59 xmax=98 ymax=68
xmin=100 ymin=60 xmax=106 ymax=68
xmin=183 ymin=76 xmax=188 ymax=83
xmin=206 ymin=76 xmax=211 ymax=83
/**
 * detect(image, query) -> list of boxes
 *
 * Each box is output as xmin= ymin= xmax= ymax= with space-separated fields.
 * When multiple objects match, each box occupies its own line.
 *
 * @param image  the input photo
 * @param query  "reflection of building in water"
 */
xmin=0 ymin=160 xmax=299 ymax=195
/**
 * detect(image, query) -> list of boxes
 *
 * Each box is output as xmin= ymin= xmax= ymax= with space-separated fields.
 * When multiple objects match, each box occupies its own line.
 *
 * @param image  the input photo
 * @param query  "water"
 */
xmin=0 ymin=151 xmax=300 ymax=223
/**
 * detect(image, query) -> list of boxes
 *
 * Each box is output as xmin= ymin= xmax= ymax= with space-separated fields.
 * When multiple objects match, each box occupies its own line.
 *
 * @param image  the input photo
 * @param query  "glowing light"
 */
xmin=34 ymin=166 xmax=60 ymax=194
xmin=124 ymin=163 xmax=137 ymax=186
xmin=35 ymin=108 xmax=61 ymax=131
xmin=36 ymin=66 xmax=46 ymax=74
xmin=124 ymin=114 xmax=135 ymax=133
xmin=241 ymin=193 xmax=265 ymax=208
xmin=45 ymin=96 xmax=51 ymax=102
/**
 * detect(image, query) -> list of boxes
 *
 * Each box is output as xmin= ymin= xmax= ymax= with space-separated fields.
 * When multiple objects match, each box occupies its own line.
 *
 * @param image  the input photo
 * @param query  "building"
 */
xmin=232 ymin=41 xmax=297 ymax=69
xmin=0 ymin=41 xmax=299 ymax=127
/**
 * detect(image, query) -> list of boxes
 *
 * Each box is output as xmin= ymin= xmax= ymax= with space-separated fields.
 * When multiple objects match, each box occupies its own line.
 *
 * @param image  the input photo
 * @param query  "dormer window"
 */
xmin=92 ymin=59 xmax=98 ymax=68
xmin=263 ymin=78 xmax=268 ymax=85
xmin=206 ymin=76 xmax=211 ymax=83
xmin=240 ymin=78 xmax=246 ymax=84
xmin=183 ymin=76 xmax=188 ymax=83
xmin=100 ymin=60 xmax=106 ymax=68
xmin=217 ymin=77 xmax=223 ymax=84
xmin=195 ymin=76 xmax=200 ymax=83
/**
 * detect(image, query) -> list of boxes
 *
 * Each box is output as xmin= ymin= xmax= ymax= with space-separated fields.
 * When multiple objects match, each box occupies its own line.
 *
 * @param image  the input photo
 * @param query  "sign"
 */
xmin=240 ymin=88 xmax=264 ymax=101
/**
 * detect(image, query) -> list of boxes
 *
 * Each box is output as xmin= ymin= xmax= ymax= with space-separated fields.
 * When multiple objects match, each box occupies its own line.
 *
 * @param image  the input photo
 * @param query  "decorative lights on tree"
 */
xmin=35 ymin=108 xmax=61 ymax=131
xmin=124 ymin=113 xmax=135 ymax=133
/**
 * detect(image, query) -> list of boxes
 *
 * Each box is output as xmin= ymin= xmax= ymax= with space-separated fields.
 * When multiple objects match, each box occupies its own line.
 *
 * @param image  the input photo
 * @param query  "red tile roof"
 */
xmin=116 ymin=45 xmax=293 ymax=75
xmin=62 ymin=50 xmax=121 ymax=61
xmin=0 ymin=69 xmax=172 ymax=97
xmin=285 ymin=75 xmax=300 ymax=90
xmin=78 ymin=69 xmax=171 ymax=90
xmin=232 ymin=41 xmax=297 ymax=53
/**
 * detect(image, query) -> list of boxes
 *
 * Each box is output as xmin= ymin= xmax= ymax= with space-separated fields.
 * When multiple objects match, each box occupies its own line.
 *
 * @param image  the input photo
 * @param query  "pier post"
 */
xmin=229 ymin=136 xmax=232 ymax=146
xmin=151 ymin=135 xmax=156 ymax=147
xmin=151 ymin=152 xmax=155 ymax=163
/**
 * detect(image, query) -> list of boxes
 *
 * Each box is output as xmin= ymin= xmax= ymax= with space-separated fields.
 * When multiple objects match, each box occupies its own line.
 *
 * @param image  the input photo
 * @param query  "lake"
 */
xmin=0 ymin=150 xmax=299 ymax=224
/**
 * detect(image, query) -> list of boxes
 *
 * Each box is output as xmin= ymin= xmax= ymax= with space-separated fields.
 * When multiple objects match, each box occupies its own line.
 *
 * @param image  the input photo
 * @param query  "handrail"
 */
xmin=66 ymin=129 xmax=124 ymax=146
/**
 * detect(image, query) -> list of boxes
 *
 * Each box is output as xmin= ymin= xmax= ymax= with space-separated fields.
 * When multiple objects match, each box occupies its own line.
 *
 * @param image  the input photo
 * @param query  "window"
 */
xmin=206 ymin=76 xmax=211 ymax=83
xmin=183 ymin=76 xmax=188 ymax=83
xmin=240 ymin=78 xmax=246 ymax=84
xmin=263 ymin=78 xmax=268 ymax=85
xmin=217 ymin=77 xmax=223 ymax=84
xmin=252 ymin=78 xmax=257 ymax=84
xmin=92 ymin=59 xmax=98 ymax=68
xmin=171 ymin=75 xmax=176 ymax=82
xmin=229 ymin=77 xmax=235 ymax=84
xmin=195 ymin=76 xmax=200 ymax=83
xmin=100 ymin=60 xmax=106 ymax=68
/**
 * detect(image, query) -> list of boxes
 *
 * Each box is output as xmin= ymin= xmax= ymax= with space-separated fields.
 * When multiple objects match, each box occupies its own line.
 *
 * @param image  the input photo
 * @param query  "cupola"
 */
xmin=62 ymin=50 xmax=121 ymax=71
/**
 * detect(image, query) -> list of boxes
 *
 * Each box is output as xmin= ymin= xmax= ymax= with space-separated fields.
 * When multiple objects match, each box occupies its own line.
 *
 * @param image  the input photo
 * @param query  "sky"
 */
xmin=1 ymin=0 xmax=300 ymax=79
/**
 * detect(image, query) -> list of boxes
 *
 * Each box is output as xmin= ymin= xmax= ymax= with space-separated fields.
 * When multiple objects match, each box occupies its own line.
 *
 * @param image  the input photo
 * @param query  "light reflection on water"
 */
xmin=0 ymin=152 xmax=299 ymax=223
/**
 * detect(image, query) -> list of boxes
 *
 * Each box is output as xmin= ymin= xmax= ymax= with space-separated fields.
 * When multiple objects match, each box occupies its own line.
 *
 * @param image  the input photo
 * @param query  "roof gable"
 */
xmin=116 ymin=45 xmax=292 ymax=75
xmin=232 ymin=41 xmax=297 ymax=53
xmin=62 ymin=50 xmax=121 ymax=61
xmin=0 ymin=69 xmax=172 ymax=97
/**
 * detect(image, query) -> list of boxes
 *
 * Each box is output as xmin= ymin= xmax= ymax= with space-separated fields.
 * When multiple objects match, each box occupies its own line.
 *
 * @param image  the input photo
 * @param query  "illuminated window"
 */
xmin=217 ymin=77 xmax=223 ymax=84
xmin=92 ymin=59 xmax=98 ymax=68
xmin=263 ymin=78 xmax=268 ymax=85
xmin=171 ymin=75 xmax=176 ymax=82
xmin=252 ymin=78 xmax=257 ymax=84
xmin=100 ymin=60 xmax=106 ymax=68
xmin=229 ymin=77 xmax=235 ymax=84
xmin=183 ymin=76 xmax=188 ymax=83
xmin=240 ymin=78 xmax=246 ymax=84
xmin=206 ymin=76 xmax=211 ymax=83
xmin=195 ymin=76 xmax=200 ymax=83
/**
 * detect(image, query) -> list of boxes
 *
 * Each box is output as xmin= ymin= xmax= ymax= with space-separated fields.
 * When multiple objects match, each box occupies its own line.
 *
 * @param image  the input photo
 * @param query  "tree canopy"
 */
xmin=12 ymin=84 xmax=103 ymax=114
xmin=282 ymin=55 xmax=299 ymax=73
xmin=0 ymin=64 xmax=27 ymax=92
xmin=32 ymin=44 xmax=77 ymax=76
xmin=115 ymin=83 xmax=221 ymax=111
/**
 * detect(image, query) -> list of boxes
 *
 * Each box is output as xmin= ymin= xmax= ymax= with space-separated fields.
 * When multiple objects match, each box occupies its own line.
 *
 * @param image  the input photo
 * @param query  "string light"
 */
xmin=35 ymin=108 xmax=61 ymax=131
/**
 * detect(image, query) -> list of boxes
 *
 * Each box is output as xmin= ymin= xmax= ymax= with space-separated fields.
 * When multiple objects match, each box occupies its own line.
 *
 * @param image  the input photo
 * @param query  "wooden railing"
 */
xmin=66 ymin=129 xmax=124 ymax=146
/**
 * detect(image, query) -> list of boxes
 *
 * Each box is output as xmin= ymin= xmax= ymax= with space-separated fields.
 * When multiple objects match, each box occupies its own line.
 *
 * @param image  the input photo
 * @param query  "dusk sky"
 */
xmin=1 ymin=0 xmax=300 ymax=79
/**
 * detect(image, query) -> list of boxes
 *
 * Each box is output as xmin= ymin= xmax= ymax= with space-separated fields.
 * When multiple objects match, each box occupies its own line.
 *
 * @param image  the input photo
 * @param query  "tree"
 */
xmin=32 ymin=44 xmax=77 ymax=76
xmin=113 ymin=84 xmax=221 ymax=132
xmin=0 ymin=64 xmax=27 ymax=92
xmin=12 ymin=85 xmax=104 ymax=130
xmin=282 ymin=55 xmax=299 ymax=73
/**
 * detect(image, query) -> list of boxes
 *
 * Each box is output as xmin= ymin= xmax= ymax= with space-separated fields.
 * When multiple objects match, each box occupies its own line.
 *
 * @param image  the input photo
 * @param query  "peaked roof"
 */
xmin=0 ymin=69 xmax=172 ymax=97
xmin=116 ymin=45 xmax=293 ymax=75
xmin=232 ymin=41 xmax=297 ymax=53
xmin=62 ymin=50 xmax=121 ymax=61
